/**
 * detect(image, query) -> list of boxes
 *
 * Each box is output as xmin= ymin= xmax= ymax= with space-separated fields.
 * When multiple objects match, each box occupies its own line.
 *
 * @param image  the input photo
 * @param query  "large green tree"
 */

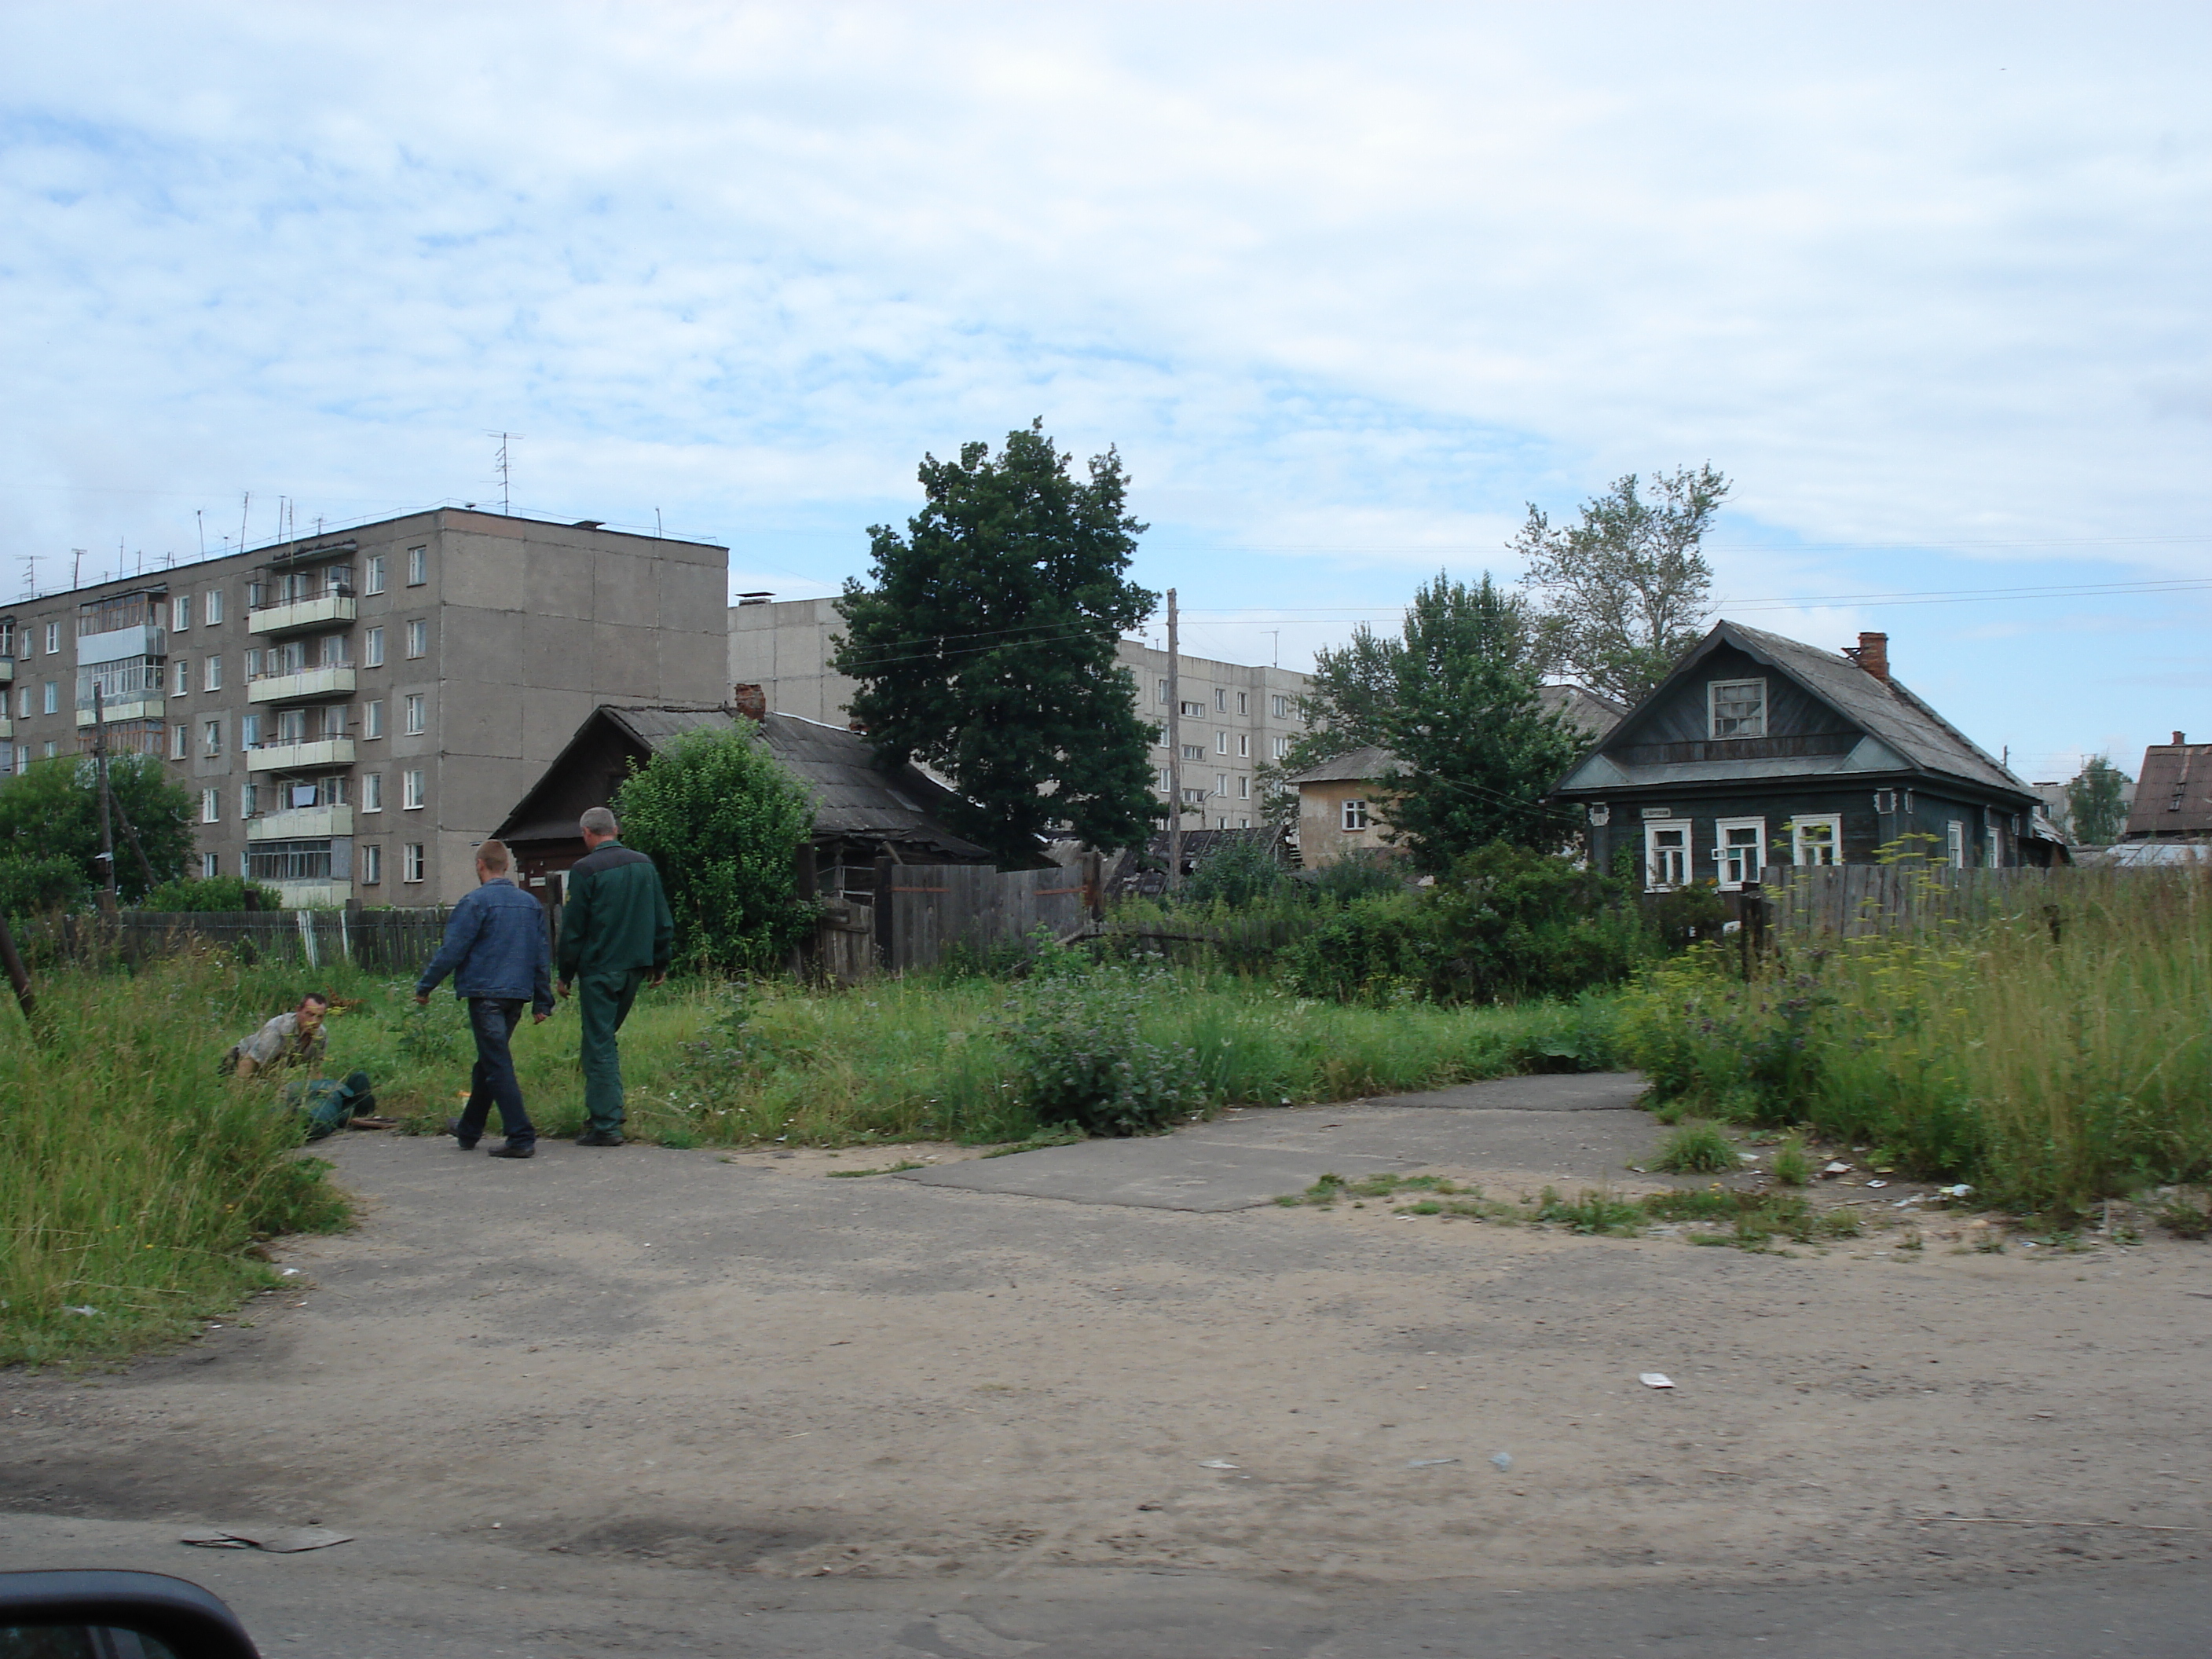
xmin=2064 ymin=755 xmax=2132 ymax=845
xmin=613 ymin=725 xmax=819 ymax=973
xmin=0 ymin=753 xmax=195 ymax=906
xmin=1511 ymin=463 xmax=1730 ymax=704
xmin=832 ymin=422 xmax=1159 ymax=862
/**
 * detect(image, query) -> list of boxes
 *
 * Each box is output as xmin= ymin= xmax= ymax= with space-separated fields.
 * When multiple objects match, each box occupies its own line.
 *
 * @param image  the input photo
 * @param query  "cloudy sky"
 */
xmin=5 ymin=2 xmax=2207 ymax=781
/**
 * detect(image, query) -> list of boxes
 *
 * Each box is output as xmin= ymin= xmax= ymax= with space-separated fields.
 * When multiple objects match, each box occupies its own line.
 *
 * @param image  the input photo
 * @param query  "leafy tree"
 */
xmin=1253 ymin=626 xmax=1401 ymax=825
xmin=139 ymin=874 xmax=282 ymax=912
xmin=0 ymin=753 xmax=195 ymax=904
xmin=832 ymin=422 xmax=1159 ymax=863
xmin=1511 ymin=464 xmax=1730 ymax=704
xmin=2064 ymin=755 xmax=2132 ymax=844
xmin=0 ymin=853 xmax=88 ymax=921
xmin=613 ymin=725 xmax=819 ymax=973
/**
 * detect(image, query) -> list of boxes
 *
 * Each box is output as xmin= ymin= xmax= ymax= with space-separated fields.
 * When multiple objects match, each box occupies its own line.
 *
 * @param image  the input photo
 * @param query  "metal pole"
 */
xmin=1166 ymin=588 xmax=1181 ymax=891
xmin=93 ymin=683 xmax=119 ymax=908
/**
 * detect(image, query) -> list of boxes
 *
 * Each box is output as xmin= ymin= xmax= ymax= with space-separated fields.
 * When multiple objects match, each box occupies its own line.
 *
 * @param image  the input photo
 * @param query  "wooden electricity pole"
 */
xmin=1165 ymin=588 xmax=1181 ymax=891
xmin=93 ymin=683 xmax=118 ymax=910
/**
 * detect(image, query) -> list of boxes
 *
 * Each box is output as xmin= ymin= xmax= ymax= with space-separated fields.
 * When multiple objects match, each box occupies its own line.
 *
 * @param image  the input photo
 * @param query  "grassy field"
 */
xmin=1617 ymin=865 xmax=2212 ymax=1214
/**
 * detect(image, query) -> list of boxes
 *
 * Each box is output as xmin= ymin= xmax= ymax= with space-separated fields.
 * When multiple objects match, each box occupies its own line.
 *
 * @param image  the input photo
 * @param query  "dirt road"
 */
xmin=6 ymin=1075 xmax=2212 ymax=1653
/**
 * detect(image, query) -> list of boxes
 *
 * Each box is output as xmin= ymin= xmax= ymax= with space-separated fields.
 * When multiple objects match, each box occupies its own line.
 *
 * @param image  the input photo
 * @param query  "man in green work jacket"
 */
xmin=556 ymin=805 xmax=674 ymax=1146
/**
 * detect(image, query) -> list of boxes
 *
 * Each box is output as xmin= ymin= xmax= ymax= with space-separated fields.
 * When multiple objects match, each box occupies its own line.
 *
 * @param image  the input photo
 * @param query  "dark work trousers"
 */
xmin=577 ymin=967 xmax=646 ymax=1135
xmin=458 ymin=998 xmax=536 ymax=1148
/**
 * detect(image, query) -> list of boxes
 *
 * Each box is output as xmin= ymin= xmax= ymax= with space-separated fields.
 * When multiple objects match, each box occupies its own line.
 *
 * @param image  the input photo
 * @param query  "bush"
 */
xmin=994 ymin=966 xmax=1201 ymax=1136
xmin=613 ymin=725 xmax=820 ymax=973
xmin=1303 ymin=851 xmax=1404 ymax=906
xmin=138 ymin=874 xmax=282 ymax=912
xmin=1184 ymin=836 xmax=1290 ymax=908
xmin=0 ymin=854 xmax=89 ymax=921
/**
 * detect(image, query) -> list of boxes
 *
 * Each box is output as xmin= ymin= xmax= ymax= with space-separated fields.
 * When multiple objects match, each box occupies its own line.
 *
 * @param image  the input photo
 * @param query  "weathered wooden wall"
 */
xmin=31 ymin=908 xmax=453 ymax=972
xmin=873 ymin=859 xmax=1097 ymax=975
xmin=1772 ymin=865 xmax=2104 ymax=939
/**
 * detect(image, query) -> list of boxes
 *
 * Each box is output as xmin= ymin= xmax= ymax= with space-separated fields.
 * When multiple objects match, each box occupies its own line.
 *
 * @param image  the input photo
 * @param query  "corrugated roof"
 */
xmin=2124 ymin=743 xmax=2212 ymax=840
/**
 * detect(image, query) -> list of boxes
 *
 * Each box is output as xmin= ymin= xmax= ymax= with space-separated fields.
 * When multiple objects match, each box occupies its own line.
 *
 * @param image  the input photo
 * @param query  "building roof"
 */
xmin=496 ymin=704 xmax=992 ymax=859
xmin=1556 ymin=621 xmax=2034 ymax=800
xmin=1279 ymin=684 xmax=1625 ymax=788
xmin=2124 ymin=742 xmax=2212 ymax=840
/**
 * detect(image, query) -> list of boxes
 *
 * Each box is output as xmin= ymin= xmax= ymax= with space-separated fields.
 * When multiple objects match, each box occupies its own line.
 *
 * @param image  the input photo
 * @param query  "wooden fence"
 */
xmin=29 ymin=907 xmax=453 ymax=972
xmin=871 ymin=859 xmax=1097 ymax=976
xmin=1770 ymin=865 xmax=2159 ymax=939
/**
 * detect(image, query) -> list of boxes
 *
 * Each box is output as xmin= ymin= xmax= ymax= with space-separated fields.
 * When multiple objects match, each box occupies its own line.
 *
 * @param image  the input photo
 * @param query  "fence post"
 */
xmin=873 ymin=855 xmax=896 ymax=972
xmin=297 ymin=909 xmax=318 ymax=969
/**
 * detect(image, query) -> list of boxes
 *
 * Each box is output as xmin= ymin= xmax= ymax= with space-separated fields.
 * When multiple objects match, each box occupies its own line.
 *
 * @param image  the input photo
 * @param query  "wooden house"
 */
xmin=1551 ymin=624 xmax=2060 ymax=890
xmin=2122 ymin=733 xmax=2212 ymax=844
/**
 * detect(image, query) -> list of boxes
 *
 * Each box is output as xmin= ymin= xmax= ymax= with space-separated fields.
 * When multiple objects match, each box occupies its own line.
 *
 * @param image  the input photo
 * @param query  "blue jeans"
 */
xmin=459 ymin=998 xmax=535 ymax=1148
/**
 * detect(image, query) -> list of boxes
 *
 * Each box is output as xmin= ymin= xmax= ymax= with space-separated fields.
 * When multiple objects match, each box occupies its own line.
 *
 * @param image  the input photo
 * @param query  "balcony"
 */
xmin=77 ymin=624 xmax=167 ymax=665
xmin=0 ymin=716 xmax=9 ymax=740
xmin=273 ymin=879 xmax=353 ymax=910
xmin=249 ymin=594 xmax=357 ymax=636
xmin=247 ymin=737 xmax=357 ymax=773
xmin=0 ymin=657 xmax=13 ymax=685
xmin=75 ymin=697 xmax=165 ymax=727
xmin=249 ymin=804 xmax=354 ymax=841
xmin=249 ymin=664 xmax=357 ymax=704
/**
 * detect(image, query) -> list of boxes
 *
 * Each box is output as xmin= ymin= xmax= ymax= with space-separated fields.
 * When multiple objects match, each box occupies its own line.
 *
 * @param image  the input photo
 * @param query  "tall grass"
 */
xmin=1617 ymin=866 xmax=2212 ymax=1211
xmin=2 ymin=950 xmax=350 ymax=1365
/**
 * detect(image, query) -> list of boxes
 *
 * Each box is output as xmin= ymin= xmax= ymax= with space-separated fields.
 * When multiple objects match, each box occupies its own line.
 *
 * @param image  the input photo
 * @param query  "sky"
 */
xmin=4 ymin=2 xmax=2207 ymax=783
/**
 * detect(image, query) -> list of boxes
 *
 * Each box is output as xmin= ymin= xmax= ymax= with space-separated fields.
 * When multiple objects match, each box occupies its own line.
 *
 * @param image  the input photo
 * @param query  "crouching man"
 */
xmin=416 ymin=838 xmax=553 ymax=1159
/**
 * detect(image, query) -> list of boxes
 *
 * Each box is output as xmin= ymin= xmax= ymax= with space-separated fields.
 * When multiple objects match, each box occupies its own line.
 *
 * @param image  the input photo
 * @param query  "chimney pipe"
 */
xmin=731 ymin=683 xmax=767 ymax=723
xmin=1853 ymin=632 xmax=1890 ymax=682
xmin=2175 ymin=731 xmax=2188 ymax=746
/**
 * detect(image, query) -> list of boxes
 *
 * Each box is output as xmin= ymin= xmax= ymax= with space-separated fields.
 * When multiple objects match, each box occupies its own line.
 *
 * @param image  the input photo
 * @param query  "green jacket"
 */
xmin=558 ymin=841 xmax=674 ymax=980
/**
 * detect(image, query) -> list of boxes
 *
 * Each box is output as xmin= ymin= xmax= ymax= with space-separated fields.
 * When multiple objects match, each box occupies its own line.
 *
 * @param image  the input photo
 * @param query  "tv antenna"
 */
xmin=490 ymin=432 xmax=522 ymax=515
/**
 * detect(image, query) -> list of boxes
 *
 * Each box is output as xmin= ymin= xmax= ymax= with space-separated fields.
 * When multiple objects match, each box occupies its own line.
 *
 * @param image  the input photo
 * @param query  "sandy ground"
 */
xmin=5 ymin=1076 xmax=2212 ymax=1615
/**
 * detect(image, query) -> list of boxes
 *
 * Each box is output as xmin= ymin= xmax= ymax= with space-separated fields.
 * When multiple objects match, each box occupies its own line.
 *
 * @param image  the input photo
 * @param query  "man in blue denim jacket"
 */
xmin=415 ymin=839 xmax=554 ymax=1159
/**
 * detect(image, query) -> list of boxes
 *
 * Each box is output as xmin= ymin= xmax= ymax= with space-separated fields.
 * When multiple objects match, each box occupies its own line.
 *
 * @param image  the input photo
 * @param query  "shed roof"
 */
xmin=2124 ymin=742 xmax=2212 ymax=840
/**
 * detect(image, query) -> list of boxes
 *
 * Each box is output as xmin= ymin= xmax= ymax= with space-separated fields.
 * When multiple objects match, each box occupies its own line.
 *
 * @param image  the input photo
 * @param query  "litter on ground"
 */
xmin=1639 ymin=1372 xmax=1675 ymax=1390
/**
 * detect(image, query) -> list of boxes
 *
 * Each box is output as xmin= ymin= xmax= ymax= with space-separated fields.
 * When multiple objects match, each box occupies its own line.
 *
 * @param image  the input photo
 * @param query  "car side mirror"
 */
xmin=0 ymin=1570 xmax=260 ymax=1659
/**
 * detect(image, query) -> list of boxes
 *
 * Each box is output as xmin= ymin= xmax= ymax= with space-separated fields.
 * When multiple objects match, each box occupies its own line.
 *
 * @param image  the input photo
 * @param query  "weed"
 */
xmin=979 ymin=1128 xmax=1087 ymax=1160
xmin=1896 ymin=1232 xmax=1925 ymax=1252
xmin=826 ymin=1159 xmax=928 ymax=1177
xmin=1652 ymin=1122 xmax=1741 ymax=1174
xmin=1973 ymin=1232 xmax=2008 ymax=1253
xmin=1771 ymin=1135 xmax=1812 ymax=1187
xmin=2156 ymin=1192 xmax=2212 ymax=1240
xmin=1533 ymin=1187 xmax=1644 ymax=1234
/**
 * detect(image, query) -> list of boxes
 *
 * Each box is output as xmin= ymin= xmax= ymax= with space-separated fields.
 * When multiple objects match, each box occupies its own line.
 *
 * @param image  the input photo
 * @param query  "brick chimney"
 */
xmin=731 ymin=683 xmax=767 ymax=723
xmin=1850 ymin=631 xmax=1890 ymax=682
xmin=2175 ymin=731 xmax=2188 ymax=746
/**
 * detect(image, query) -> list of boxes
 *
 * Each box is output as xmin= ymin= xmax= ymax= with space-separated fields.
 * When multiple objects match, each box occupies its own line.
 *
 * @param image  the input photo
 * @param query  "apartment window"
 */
xmin=200 ymin=787 xmax=220 ymax=824
xmin=1237 ymin=775 xmax=1250 ymax=800
xmin=1237 ymin=692 xmax=1248 ymax=715
xmin=15 ymin=689 xmax=27 ymax=720
xmin=405 ymin=619 xmax=427 ymax=658
xmin=402 ymin=843 xmax=425 ymax=882
xmin=170 ymin=723 xmax=188 ymax=760
xmin=1273 ymin=735 xmax=1289 ymax=760
xmin=173 ymin=661 xmax=191 ymax=696
xmin=1156 ymin=767 xmax=1172 ymax=792
xmin=204 ymin=589 xmax=223 ymax=625
xmin=1645 ymin=822 xmax=1689 ymax=891
xmin=364 ymin=699 xmax=384 ymax=738
xmin=245 ymin=648 xmax=264 ymax=680
xmin=363 ymin=771 xmax=383 ymax=811
xmin=1342 ymin=800 xmax=1369 ymax=832
xmin=201 ymin=851 xmax=220 ymax=880
xmin=1151 ymin=724 xmax=1167 ymax=749
xmin=203 ymin=656 xmax=222 ymax=692
xmin=1178 ymin=699 xmax=1204 ymax=718
xmin=1237 ymin=734 xmax=1250 ymax=758
xmin=1271 ymin=694 xmax=1290 ymax=718
xmin=1156 ymin=677 xmax=1168 ymax=705
xmin=201 ymin=719 xmax=222 ymax=756
xmin=1946 ymin=820 xmax=1966 ymax=868
xmin=1715 ymin=816 xmax=1764 ymax=890
xmin=1790 ymin=815 xmax=1840 ymax=866
xmin=42 ymin=740 xmax=57 ymax=759
xmin=361 ymin=844 xmax=383 ymax=884
xmin=1214 ymin=772 xmax=1229 ymax=797
xmin=44 ymin=622 xmax=60 ymax=654
xmin=403 ymin=769 xmax=426 ymax=810
xmin=1708 ymin=679 xmax=1767 ymax=739
xmin=1215 ymin=731 xmax=1228 ymax=754
xmin=1214 ymin=687 xmax=1227 ymax=712
xmin=241 ymin=712 xmax=262 ymax=750
xmin=172 ymin=595 xmax=192 ymax=632
xmin=42 ymin=681 xmax=58 ymax=716
xmin=407 ymin=546 xmax=427 ymax=585
xmin=364 ymin=555 xmax=386 ymax=595
xmin=1181 ymin=743 xmax=1203 ymax=761
xmin=404 ymin=694 xmax=425 ymax=735
xmin=241 ymin=782 xmax=258 ymax=819
xmin=362 ymin=626 xmax=385 ymax=668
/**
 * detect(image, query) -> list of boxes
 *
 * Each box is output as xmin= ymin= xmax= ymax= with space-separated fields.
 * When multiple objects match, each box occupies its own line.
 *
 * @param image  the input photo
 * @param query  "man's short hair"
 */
xmin=476 ymin=838 xmax=511 ymax=873
xmin=298 ymin=992 xmax=330 ymax=1010
xmin=580 ymin=806 xmax=619 ymax=837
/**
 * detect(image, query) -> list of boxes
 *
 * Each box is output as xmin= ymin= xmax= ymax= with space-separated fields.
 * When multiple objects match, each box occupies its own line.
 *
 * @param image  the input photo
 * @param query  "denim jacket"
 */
xmin=417 ymin=878 xmax=554 ymax=1012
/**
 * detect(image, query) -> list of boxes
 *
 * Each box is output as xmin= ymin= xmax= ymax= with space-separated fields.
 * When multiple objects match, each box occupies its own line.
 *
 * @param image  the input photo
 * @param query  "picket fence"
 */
xmin=31 ymin=907 xmax=453 ymax=972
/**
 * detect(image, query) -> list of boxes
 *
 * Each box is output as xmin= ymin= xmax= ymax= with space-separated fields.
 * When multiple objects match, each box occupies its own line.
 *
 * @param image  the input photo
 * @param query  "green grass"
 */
xmin=2 ymin=951 xmax=351 ymax=1366
xmin=1651 ymin=1121 xmax=1742 ymax=1174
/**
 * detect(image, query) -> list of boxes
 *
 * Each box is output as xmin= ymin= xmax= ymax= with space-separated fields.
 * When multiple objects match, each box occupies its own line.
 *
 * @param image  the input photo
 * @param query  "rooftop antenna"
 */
xmin=490 ymin=431 xmax=521 ymax=515
xmin=71 ymin=548 xmax=85 ymax=590
xmin=1265 ymin=629 xmax=1280 ymax=668
xmin=240 ymin=492 xmax=251 ymax=555
xmin=196 ymin=510 xmax=206 ymax=558
xmin=20 ymin=557 xmax=35 ymax=600
xmin=655 ymin=507 xmax=663 ymax=540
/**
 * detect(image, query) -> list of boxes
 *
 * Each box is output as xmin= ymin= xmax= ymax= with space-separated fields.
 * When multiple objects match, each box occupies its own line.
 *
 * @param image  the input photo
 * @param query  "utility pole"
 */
xmin=93 ymin=684 xmax=118 ymax=910
xmin=1166 ymin=588 xmax=1181 ymax=890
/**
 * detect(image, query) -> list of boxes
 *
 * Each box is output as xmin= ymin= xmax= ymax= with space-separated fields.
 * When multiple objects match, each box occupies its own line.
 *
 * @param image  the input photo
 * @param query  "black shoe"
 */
xmin=445 ymin=1118 xmax=479 ymax=1151
xmin=573 ymin=1130 xmax=624 ymax=1147
xmin=487 ymin=1142 xmax=536 ymax=1159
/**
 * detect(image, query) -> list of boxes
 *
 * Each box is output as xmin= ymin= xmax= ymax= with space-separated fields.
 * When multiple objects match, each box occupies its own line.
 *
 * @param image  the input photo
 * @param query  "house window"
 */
xmin=44 ymin=622 xmax=60 ymax=654
xmin=1214 ymin=687 xmax=1228 ymax=711
xmin=1181 ymin=743 xmax=1203 ymax=761
xmin=1271 ymin=694 xmax=1290 ymax=718
xmin=203 ymin=656 xmax=222 ymax=692
xmin=1237 ymin=692 xmax=1248 ymax=715
xmin=407 ymin=546 xmax=427 ymax=585
xmin=201 ymin=719 xmax=222 ymax=756
xmin=204 ymin=590 xmax=223 ymax=625
xmin=1987 ymin=826 xmax=2002 ymax=868
xmin=44 ymin=679 xmax=61 ymax=715
xmin=170 ymin=723 xmax=188 ymax=760
xmin=1946 ymin=821 xmax=1966 ymax=868
xmin=174 ymin=661 xmax=191 ymax=696
xmin=1215 ymin=731 xmax=1228 ymax=754
xmin=1156 ymin=678 xmax=1169 ymax=704
xmin=405 ymin=620 xmax=427 ymax=658
xmin=241 ymin=713 xmax=261 ymax=749
xmin=402 ymin=843 xmax=425 ymax=882
xmin=1156 ymin=767 xmax=1171 ymax=792
xmin=404 ymin=694 xmax=425 ymax=734
xmin=1645 ymin=822 xmax=1690 ymax=891
xmin=244 ymin=647 xmax=263 ymax=679
xmin=361 ymin=844 xmax=383 ymax=884
xmin=200 ymin=787 xmax=220 ymax=824
xmin=1342 ymin=800 xmax=1370 ymax=832
xmin=1790 ymin=815 xmax=1840 ymax=866
xmin=364 ymin=627 xmax=384 ymax=668
xmin=241 ymin=781 xmax=258 ymax=819
xmin=1238 ymin=734 xmax=1250 ymax=758
xmin=364 ymin=555 xmax=386 ymax=595
xmin=1272 ymin=735 xmax=1289 ymax=760
xmin=1214 ymin=772 xmax=1229 ymax=797
xmin=42 ymin=740 xmax=57 ymax=758
xmin=1715 ymin=816 xmax=1764 ymax=889
xmin=364 ymin=699 xmax=384 ymax=738
xmin=1708 ymin=679 xmax=1767 ymax=739
xmin=172 ymin=595 xmax=192 ymax=632
xmin=1236 ymin=775 xmax=1250 ymax=800
xmin=201 ymin=851 xmax=219 ymax=880
xmin=1179 ymin=700 xmax=1204 ymax=718
xmin=363 ymin=772 xmax=383 ymax=811
xmin=403 ymin=769 xmax=426 ymax=810
xmin=1238 ymin=817 xmax=1251 ymax=829
xmin=14 ymin=689 xmax=26 ymax=720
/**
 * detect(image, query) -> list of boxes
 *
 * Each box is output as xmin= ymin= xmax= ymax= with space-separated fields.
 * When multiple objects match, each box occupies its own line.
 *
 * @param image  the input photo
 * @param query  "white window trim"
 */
xmin=1946 ymin=820 xmax=1966 ymax=867
xmin=363 ymin=772 xmax=383 ymax=812
xmin=1789 ymin=814 xmax=1841 ymax=867
xmin=404 ymin=694 xmax=426 ymax=735
xmin=364 ymin=555 xmax=386 ymax=595
xmin=403 ymin=769 xmax=426 ymax=811
xmin=364 ymin=627 xmax=384 ymax=668
xmin=361 ymin=844 xmax=383 ymax=884
xmin=200 ymin=787 xmax=220 ymax=824
xmin=1644 ymin=822 xmax=1690 ymax=892
xmin=1713 ymin=815 xmax=1766 ymax=890
xmin=407 ymin=546 xmax=427 ymax=585
xmin=204 ymin=590 xmax=223 ymax=625
xmin=1707 ymin=676 xmax=1768 ymax=741
xmin=1986 ymin=826 xmax=2002 ymax=867
xmin=1342 ymin=799 xmax=1370 ymax=832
